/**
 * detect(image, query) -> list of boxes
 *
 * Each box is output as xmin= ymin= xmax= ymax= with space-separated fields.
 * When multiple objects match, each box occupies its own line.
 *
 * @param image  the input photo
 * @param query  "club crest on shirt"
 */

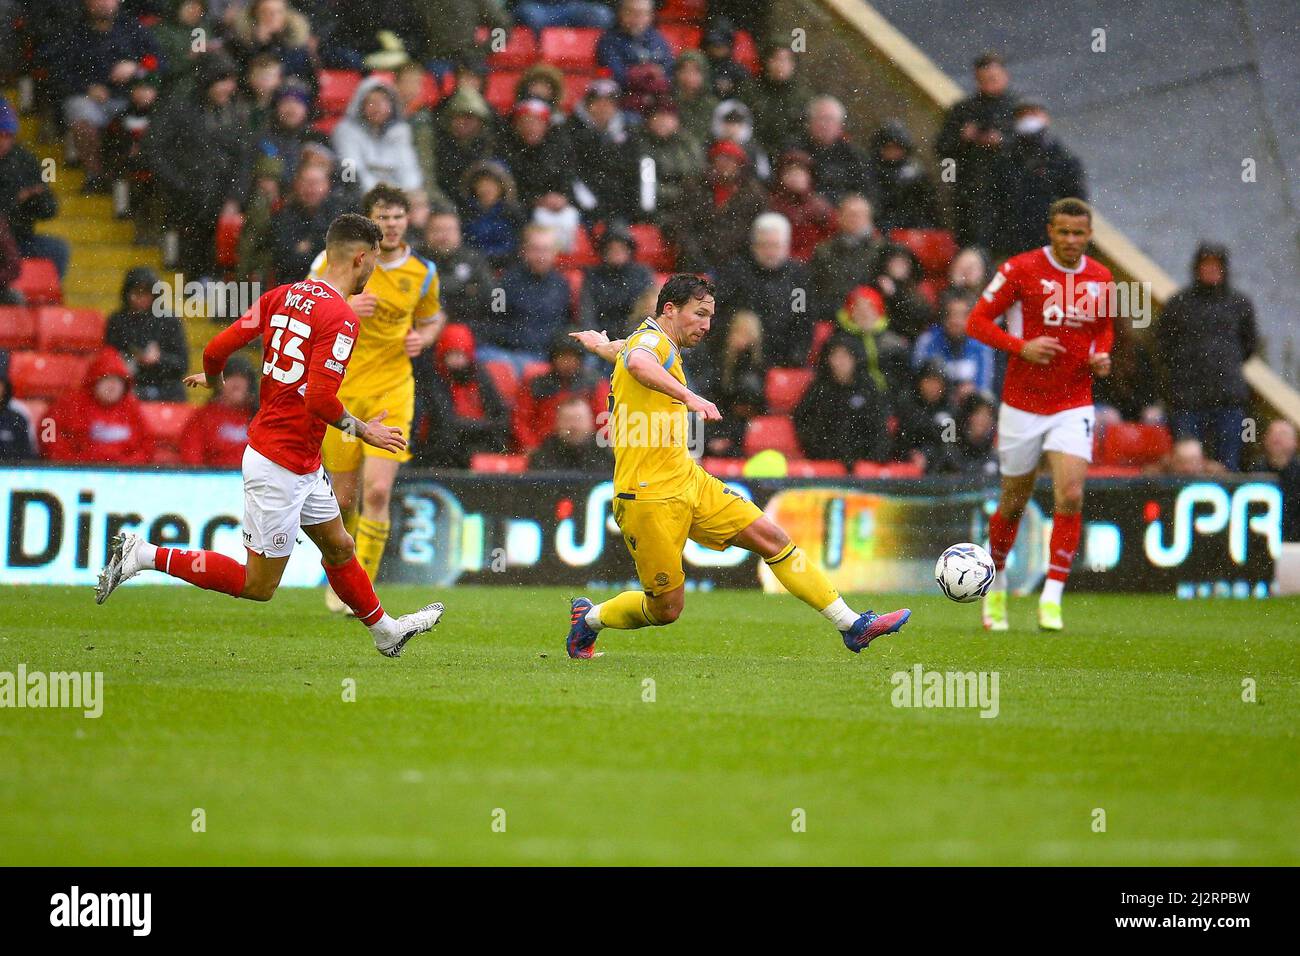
xmin=333 ymin=333 xmax=355 ymax=361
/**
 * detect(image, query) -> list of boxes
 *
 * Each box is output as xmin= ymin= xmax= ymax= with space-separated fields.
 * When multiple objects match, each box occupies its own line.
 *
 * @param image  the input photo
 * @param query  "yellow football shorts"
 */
xmin=321 ymin=379 xmax=415 ymax=470
xmin=611 ymin=464 xmax=763 ymax=596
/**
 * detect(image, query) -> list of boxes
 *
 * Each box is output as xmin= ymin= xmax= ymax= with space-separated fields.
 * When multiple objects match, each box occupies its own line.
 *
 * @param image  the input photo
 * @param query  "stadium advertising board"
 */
xmin=1 ymin=466 xmax=1276 ymax=595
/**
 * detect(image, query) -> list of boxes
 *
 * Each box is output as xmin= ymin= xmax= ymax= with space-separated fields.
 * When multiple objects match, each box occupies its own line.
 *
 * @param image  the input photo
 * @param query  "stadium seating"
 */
xmin=483 ymin=360 xmax=519 ymax=408
xmin=659 ymin=0 xmax=706 ymax=23
xmin=8 ymin=351 xmax=90 ymax=400
xmin=484 ymin=70 xmax=522 ymax=114
xmin=744 ymin=415 xmax=802 ymax=457
xmin=14 ymin=259 xmax=62 ymax=305
xmin=539 ymin=27 xmax=601 ymax=73
xmin=0 ymin=306 xmax=37 ymax=350
xmin=661 ymin=24 xmax=703 ymax=56
xmin=35 ymin=307 xmax=106 ymax=353
xmin=317 ymin=69 xmax=362 ymax=115
xmin=485 ymin=27 xmax=539 ymax=70
xmin=522 ymin=360 xmax=551 ymax=382
xmin=556 ymin=227 xmax=599 ymax=269
xmin=563 ymin=269 xmax=584 ymax=309
xmin=471 ymin=452 xmax=528 ymax=473
xmin=807 ymin=321 xmax=835 ymax=364
xmin=700 ymin=456 xmax=745 ymax=477
xmin=215 ymin=211 xmax=244 ymax=271
xmin=852 ymin=460 xmax=926 ymax=478
xmin=732 ymin=32 xmax=760 ymax=74
xmin=140 ymin=401 xmax=196 ymax=463
xmin=628 ymin=223 xmax=675 ymax=271
xmin=1096 ymin=422 xmax=1173 ymax=467
xmin=889 ymin=229 xmax=959 ymax=280
xmin=786 ymin=459 xmax=848 ymax=477
xmin=765 ymin=367 xmax=813 ymax=415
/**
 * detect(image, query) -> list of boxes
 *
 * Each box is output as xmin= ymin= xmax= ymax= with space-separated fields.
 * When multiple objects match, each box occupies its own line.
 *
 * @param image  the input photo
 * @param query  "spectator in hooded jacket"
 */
xmin=459 ymin=160 xmax=526 ymax=268
xmin=180 ymin=355 xmax=256 ymax=468
xmin=834 ymin=284 xmax=912 ymax=395
xmin=499 ymin=98 xmax=576 ymax=211
xmin=869 ymin=121 xmax=940 ymax=233
xmin=948 ymin=392 xmax=998 ymax=476
xmin=672 ymin=51 xmax=719 ymax=149
xmin=227 ymin=0 xmax=315 ymax=84
xmin=143 ymin=52 xmax=251 ymax=278
xmin=741 ymin=41 xmax=812 ymax=156
xmin=1155 ymin=242 xmax=1259 ymax=471
xmin=0 ymin=367 xmax=34 ymax=461
xmin=332 ymin=77 xmax=423 ymax=193
xmin=709 ymin=99 xmax=768 ymax=181
xmin=791 ymin=96 xmax=877 ymax=205
xmin=42 ymin=346 xmax=156 ymax=464
xmin=871 ymin=241 xmax=934 ymax=343
xmin=767 ymin=149 xmax=835 ymax=264
xmin=700 ymin=17 xmax=749 ymax=101
xmin=714 ymin=212 xmax=812 ymax=366
xmin=990 ymin=100 xmax=1086 ymax=259
xmin=894 ymin=358 xmax=956 ymax=472
xmin=528 ymin=396 xmax=614 ymax=472
xmin=912 ymin=289 xmax=995 ymax=400
xmin=414 ymin=323 xmax=509 ymax=468
xmin=578 ymin=223 xmax=655 ymax=333
xmin=105 ymin=266 xmax=189 ymax=402
xmin=513 ymin=333 xmax=607 ymax=452
xmin=795 ymin=333 xmax=890 ymax=467
xmin=434 ymin=84 xmax=496 ymax=203
xmin=596 ymin=0 xmax=675 ymax=86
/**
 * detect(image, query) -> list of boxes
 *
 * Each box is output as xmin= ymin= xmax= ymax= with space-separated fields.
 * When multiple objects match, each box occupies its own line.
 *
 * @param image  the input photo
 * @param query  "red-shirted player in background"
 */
xmin=966 ymin=198 xmax=1113 ymax=632
xmin=95 ymin=214 xmax=444 ymax=657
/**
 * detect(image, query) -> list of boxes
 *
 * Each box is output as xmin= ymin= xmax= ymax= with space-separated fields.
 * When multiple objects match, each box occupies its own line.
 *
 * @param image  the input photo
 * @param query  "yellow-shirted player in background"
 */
xmin=312 ymin=184 xmax=443 ymax=612
xmin=565 ymin=274 xmax=912 ymax=658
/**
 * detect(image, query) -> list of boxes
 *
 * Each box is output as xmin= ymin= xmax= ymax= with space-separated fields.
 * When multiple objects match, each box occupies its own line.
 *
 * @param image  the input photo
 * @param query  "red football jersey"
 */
xmin=967 ymin=247 xmax=1115 ymax=414
xmin=203 ymin=279 xmax=358 ymax=474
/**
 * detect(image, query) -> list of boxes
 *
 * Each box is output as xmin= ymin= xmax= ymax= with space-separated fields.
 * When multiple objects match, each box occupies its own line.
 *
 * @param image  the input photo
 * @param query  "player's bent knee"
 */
xmin=362 ymin=483 xmax=393 ymax=516
xmin=242 ymin=582 xmax=278 ymax=602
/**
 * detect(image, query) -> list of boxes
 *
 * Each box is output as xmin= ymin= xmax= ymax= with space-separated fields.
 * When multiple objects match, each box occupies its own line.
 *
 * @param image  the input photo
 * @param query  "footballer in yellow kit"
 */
xmin=564 ymin=273 xmax=912 ymax=659
xmin=312 ymin=185 xmax=443 ymax=610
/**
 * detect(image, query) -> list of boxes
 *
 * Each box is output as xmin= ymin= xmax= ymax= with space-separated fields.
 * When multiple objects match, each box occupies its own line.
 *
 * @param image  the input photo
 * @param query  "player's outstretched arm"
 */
xmin=191 ymin=310 xmax=266 ymax=389
xmin=569 ymin=329 xmax=626 ymax=364
xmin=625 ymin=348 xmax=721 ymax=420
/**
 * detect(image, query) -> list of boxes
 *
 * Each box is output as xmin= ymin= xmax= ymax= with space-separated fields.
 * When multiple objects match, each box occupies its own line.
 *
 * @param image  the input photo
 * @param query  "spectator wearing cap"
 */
xmin=143 ymin=52 xmax=251 ymax=278
xmin=419 ymin=206 xmax=494 ymax=326
xmin=267 ymin=161 xmax=345 ymax=283
xmin=459 ymin=160 xmax=526 ymax=268
xmin=228 ymin=0 xmax=314 ymax=85
xmin=792 ymin=95 xmax=878 ymax=206
xmin=105 ymin=266 xmax=188 ymax=402
xmin=809 ymin=193 xmax=884 ymax=321
xmin=0 ymin=98 xmax=68 ymax=277
xmin=578 ymin=222 xmax=655 ymax=332
xmin=181 ymin=356 xmax=257 ymax=469
xmin=701 ymin=17 xmax=749 ymax=101
xmin=669 ymin=139 xmax=766 ymax=272
xmin=500 ymin=98 xmax=577 ymax=211
xmin=566 ymin=78 xmax=637 ymax=223
xmin=871 ymin=241 xmax=934 ymax=342
xmin=795 ymin=333 xmax=891 ymax=467
xmin=767 ymin=149 xmax=835 ymax=263
xmin=834 ymin=285 xmax=911 ymax=394
xmin=936 ymin=51 xmax=1017 ymax=251
xmin=989 ymin=99 xmax=1086 ymax=259
xmin=912 ymin=289 xmax=995 ymax=400
xmin=714 ymin=212 xmax=812 ymax=366
xmin=893 ymin=358 xmax=956 ymax=472
xmin=514 ymin=63 xmax=569 ymax=124
xmin=332 ymin=76 xmax=423 ymax=193
xmin=672 ymin=51 xmax=720 ymax=149
xmin=1252 ymin=421 xmax=1300 ymax=541
xmin=414 ymin=323 xmax=510 ymax=468
xmin=869 ymin=120 xmax=939 ymax=233
xmin=632 ymin=96 xmax=705 ymax=223
xmin=710 ymin=99 xmax=769 ymax=181
xmin=481 ymin=225 xmax=572 ymax=369
xmin=741 ymin=41 xmax=813 ymax=157
xmin=52 ymin=0 xmax=163 ymax=195
xmin=514 ymin=332 xmax=607 ymax=452
xmin=434 ymin=84 xmax=496 ymax=203
xmin=513 ymin=0 xmax=615 ymax=35
xmin=948 ymin=392 xmax=998 ymax=476
xmin=596 ymin=0 xmax=675 ymax=86
xmin=1156 ymin=242 xmax=1259 ymax=471
xmin=527 ymin=396 xmax=614 ymax=472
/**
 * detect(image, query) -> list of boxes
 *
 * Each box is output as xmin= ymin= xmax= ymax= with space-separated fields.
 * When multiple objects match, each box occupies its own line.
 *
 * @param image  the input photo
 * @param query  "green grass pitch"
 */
xmin=1 ymin=584 xmax=1297 ymax=865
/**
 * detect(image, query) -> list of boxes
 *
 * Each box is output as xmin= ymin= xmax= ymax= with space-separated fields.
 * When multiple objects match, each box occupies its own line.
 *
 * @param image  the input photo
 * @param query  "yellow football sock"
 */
xmin=342 ymin=508 xmax=359 ymax=539
xmin=595 ymin=589 xmax=659 ymax=630
xmin=355 ymin=516 xmax=390 ymax=583
xmin=765 ymin=543 xmax=839 ymax=612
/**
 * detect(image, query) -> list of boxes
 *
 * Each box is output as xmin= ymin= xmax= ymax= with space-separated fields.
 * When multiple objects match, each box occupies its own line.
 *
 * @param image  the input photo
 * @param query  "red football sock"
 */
xmin=988 ymin=510 xmax=1020 ymax=571
xmin=1047 ymin=512 xmax=1083 ymax=582
xmin=155 ymin=548 xmax=247 ymax=597
xmin=323 ymin=556 xmax=385 ymax=626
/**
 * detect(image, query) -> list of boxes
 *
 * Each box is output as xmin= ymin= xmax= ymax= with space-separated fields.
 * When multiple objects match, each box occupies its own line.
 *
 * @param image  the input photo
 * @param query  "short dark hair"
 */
xmin=1048 ymin=197 xmax=1092 ymax=224
xmin=974 ymin=51 xmax=1004 ymax=70
xmin=325 ymin=212 xmax=382 ymax=251
xmin=656 ymin=274 xmax=716 ymax=315
xmin=361 ymin=183 xmax=410 ymax=217
xmin=940 ymin=288 xmax=976 ymax=312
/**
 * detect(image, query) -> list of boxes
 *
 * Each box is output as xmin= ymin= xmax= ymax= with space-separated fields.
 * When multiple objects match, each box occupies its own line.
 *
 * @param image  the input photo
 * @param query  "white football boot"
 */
xmin=372 ymin=602 xmax=445 ymax=658
xmin=95 ymin=531 xmax=148 ymax=605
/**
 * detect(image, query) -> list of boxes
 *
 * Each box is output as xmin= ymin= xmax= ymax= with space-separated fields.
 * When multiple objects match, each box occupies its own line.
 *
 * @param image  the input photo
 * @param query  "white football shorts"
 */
xmin=997 ymin=403 xmax=1095 ymax=477
xmin=241 ymin=445 xmax=341 ymax=558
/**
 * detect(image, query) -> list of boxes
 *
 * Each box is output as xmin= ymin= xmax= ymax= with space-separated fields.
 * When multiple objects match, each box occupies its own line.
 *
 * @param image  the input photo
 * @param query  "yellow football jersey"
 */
xmin=609 ymin=318 xmax=694 ymax=499
xmin=310 ymin=246 xmax=441 ymax=396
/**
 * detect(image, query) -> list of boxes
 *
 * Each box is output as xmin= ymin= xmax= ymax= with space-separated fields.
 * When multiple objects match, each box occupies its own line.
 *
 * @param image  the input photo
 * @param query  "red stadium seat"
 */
xmin=560 ymin=73 xmax=591 ymax=113
xmin=556 ymin=227 xmax=599 ymax=269
xmin=660 ymin=0 xmax=706 ymax=23
xmin=563 ymin=269 xmax=584 ymax=308
xmin=139 ymin=401 xmax=196 ymax=448
xmin=0 ymin=306 xmax=37 ymax=350
xmin=486 ymin=26 xmax=539 ymax=70
xmin=918 ymin=276 xmax=945 ymax=307
xmin=765 ymin=367 xmax=813 ymax=415
xmin=484 ymin=70 xmax=522 ymax=114
xmin=744 ymin=415 xmax=802 ymax=457
xmin=8 ymin=351 xmax=90 ymax=400
xmin=852 ymin=460 xmax=886 ymax=478
xmin=522 ymin=360 xmax=551 ymax=383
xmin=311 ymin=114 xmax=341 ymax=136
xmin=700 ymin=457 xmax=745 ymax=477
xmin=539 ymin=27 xmax=601 ymax=72
xmin=807 ymin=320 xmax=834 ymax=364
xmin=661 ymin=24 xmax=702 ymax=56
xmin=317 ymin=69 xmax=362 ymax=115
xmin=628 ymin=223 xmax=675 ymax=271
xmin=483 ymin=360 xmax=519 ymax=408
xmin=889 ymin=229 xmax=959 ymax=280
xmin=471 ymin=452 xmax=527 ymax=473
xmin=35 ymin=307 xmax=106 ymax=353
xmin=852 ymin=460 xmax=925 ymax=478
xmin=787 ymin=459 xmax=848 ymax=477
xmin=14 ymin=259 xmax=62 ymax=305
xmin=215 ymin=210 xmax=244 ymax=270
xmin=733 ymin=31 xmax=760 ymax=74
xmin=1087 ymin=464 xmax=1143 ymax=478
xmin=1097 ymin=422 xmax=1173 ymax=467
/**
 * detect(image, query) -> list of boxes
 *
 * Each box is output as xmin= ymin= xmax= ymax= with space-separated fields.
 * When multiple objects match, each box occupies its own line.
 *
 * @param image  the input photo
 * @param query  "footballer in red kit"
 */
xmin=94 ymin=214 xmax=444 ymax=657
xmin=966 ymin=197 xmax=1114 ymax=632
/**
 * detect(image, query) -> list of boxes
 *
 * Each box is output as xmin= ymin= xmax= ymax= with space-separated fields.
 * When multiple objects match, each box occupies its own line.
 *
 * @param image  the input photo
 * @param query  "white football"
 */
xmin=935 ymin=542 xmax=996 ymax=603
